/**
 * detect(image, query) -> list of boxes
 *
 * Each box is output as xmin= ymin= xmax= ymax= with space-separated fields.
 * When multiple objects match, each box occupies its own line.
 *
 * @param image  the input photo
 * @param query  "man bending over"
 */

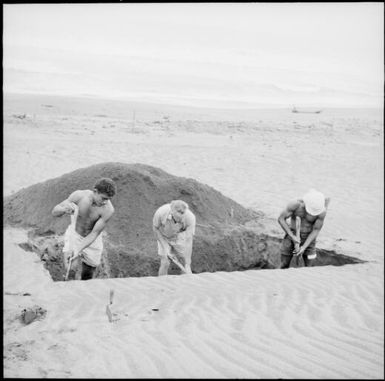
xmin=153 ymin=200 xmax=196 ymax=276
xmin=52 ymin=178 xmax=116 ymax=280
xmin=278 ymin=189 xmax=330 ymax=269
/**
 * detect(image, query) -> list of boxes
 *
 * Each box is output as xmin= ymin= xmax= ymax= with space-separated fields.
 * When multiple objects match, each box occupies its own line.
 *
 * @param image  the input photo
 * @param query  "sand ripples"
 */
xmin=6 ymin=242 xmax=382 ymax=378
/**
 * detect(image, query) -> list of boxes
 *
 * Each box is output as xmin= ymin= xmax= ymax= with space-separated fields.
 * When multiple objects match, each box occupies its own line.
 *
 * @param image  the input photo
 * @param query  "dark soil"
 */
xmin=3 ymin=162 xmax=365 ymax=280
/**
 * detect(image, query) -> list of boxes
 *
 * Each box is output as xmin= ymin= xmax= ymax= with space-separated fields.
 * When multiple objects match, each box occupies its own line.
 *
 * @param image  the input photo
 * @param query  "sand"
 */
xmin=3 ymin=93 xmax=384 ymax=378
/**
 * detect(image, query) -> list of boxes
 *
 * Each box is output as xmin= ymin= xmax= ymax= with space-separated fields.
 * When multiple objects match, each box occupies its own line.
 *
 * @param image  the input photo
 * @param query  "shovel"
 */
xmin=167 ymin=253 xmax=187 ymax=274
xmin=293 ymin=216 xmax=302 ymax=267
xmin=106 ymin=289 xmax=116 ymax=323
xmin=63 ymin=203 xmax=79 ymax=281
xmin=64 ymin=253 xmax=81 ymax=281
xmin=64 ymin=256 xmax=74 ymax=281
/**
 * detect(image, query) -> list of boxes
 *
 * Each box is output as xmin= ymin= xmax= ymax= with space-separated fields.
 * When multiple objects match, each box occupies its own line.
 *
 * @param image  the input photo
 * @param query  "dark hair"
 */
xmin=94 ymin=178 xmax=117 ymax=198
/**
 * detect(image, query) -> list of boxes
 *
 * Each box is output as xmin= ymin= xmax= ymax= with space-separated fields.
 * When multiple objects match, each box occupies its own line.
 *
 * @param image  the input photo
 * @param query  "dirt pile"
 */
xmin=3 ymin=162 xmax=364 ymax=280
xmin=4 ymin=162 xmax=279 ymax=279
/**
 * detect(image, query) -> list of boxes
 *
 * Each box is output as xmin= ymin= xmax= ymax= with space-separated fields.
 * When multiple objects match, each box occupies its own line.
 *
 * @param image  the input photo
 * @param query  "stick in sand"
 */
xmin=106 ymin=289 xmax=115 ymax=323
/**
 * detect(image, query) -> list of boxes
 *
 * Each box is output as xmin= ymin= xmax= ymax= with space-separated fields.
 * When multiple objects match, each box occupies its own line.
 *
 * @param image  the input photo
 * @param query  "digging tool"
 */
xmin=106 ymin=289 xmax=115 ymax=323
xmin=64 ymin=256 xmax=74 ymax=281
xmin=293 ymin=216 xmax=302 ymax=267
xmin=64 ymin=253 xmax=81 ymax=281
xmin=63 ymin=203 xmax=79 ymax=281
xmin=196 ymin=223 xmax=216 ymax=229
xmin=167 ymin=253 xmax=187 ymax=274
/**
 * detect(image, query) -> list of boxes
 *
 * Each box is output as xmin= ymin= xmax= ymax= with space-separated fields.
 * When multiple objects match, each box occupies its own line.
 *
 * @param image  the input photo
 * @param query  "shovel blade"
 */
xmin=106 ymin=305 xmax=113 ymax=322
xmin=106 ymin=289 xmax=117 ymax=322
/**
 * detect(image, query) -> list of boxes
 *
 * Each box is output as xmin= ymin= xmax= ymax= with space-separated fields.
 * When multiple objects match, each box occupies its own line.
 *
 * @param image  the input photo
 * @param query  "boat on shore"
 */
xmin=292 ymin=106 xmax=322 ymax=114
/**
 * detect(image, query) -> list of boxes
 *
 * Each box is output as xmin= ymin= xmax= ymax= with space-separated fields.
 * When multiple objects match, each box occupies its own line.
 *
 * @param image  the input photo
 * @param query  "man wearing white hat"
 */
xmin=278 ymin=189 xmax=330 ymax=268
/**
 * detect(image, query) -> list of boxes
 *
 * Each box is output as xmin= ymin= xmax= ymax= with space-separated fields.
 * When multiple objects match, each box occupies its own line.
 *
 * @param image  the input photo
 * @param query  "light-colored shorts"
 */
xmin=63 ymin=225 xmax=103 ymax=267
xmin=157 ymin=237 xmax=187 ymax=259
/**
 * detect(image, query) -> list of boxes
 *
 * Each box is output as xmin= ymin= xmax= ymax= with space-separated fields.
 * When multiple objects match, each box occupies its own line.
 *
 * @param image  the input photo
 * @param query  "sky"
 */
xmin=3 ymin=3 xmax=384 ymax=108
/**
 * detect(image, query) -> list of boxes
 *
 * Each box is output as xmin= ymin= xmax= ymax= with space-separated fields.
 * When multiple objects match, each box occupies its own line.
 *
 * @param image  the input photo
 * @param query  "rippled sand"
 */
xmin=3 ymin=94 xmax=383 ymax=378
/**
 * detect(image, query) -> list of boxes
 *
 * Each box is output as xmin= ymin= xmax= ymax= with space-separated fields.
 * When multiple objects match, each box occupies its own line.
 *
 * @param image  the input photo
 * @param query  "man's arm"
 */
xmin=74 ymin=211 xmax=113 ymax=257
xmin=299 ymin=197 xmax=329 ymax=252
xmin=152 ymin=208 xmax=170 ymax=248
xmin=178 ymin=212 xmax=196 ymax=257
xmin=52 ymin=190 xmax=82 ymax=217
xmin=278 ymin=200 xmax=301 ymax=244
xmin=153 ymin=224 xmax=170 ymax=248
xmin=182 ymin=226 xmax=194 ymax=258
xmin=179 ymin=212 xmax=196 ymax=241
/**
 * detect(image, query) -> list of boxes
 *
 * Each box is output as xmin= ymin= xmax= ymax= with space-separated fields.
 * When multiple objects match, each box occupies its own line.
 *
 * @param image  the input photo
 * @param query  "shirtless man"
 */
xmin=153 ymin=200 xmax=196 ymax=276
xmin=52 ymin=178 xmax=116 ymax=280
xmin=278 ymin=189 xmax=330 ymax=269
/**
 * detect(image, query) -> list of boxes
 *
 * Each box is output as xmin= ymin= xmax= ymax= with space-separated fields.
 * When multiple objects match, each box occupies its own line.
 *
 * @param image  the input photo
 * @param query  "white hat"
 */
xmin=303 ymin=189 xmax=326 ymax=216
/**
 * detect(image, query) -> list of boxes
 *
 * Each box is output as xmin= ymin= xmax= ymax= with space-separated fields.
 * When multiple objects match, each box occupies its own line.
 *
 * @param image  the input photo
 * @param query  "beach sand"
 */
xmin=3 ymin=93 xmax=384 ymax=378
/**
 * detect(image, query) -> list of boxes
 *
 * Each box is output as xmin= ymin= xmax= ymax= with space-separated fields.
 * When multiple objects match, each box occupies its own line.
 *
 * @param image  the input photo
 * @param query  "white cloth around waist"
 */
xmin=63 ymin=225 xmax=103 ymax=267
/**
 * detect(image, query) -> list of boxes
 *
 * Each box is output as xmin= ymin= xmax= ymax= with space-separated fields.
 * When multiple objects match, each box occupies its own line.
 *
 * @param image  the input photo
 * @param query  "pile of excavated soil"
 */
xmin=3 ymin=163 xmax=363 ymax=280
xmin=4 ymin=162 xmax=279 ymax=279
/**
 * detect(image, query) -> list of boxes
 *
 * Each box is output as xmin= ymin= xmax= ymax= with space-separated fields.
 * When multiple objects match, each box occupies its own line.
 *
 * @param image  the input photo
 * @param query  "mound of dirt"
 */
xmin=3 ymin=162 xmax=363 ymax=279
xmin=4 ymin=162 xmax=279 ymax=279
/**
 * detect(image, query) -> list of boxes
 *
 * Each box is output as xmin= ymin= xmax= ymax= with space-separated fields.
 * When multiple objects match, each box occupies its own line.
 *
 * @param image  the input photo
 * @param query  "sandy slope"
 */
xmin=3 ymin=94 xmax=384 ymax=378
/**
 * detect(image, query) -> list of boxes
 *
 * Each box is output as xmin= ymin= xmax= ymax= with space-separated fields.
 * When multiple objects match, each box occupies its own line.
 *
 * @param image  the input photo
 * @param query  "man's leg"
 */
xmin=280 ymin=254 xmax=293 ymax=269
xmin=173 ymin=241 xmax=192 ymax=274
xmin=183 ymin=242 xmax=193 ymax=274
xmin=159 ymin=257 xmax=170 ymax=276
xmin=184 ymin=263 xmax=192 ymax=274
xmin=157 ymin=241 xmax=171 ymax=276
xmin=81 ymin=261 xmax=96 ymax=280
xmin=280 ymin=234 xmax=294 ymax=269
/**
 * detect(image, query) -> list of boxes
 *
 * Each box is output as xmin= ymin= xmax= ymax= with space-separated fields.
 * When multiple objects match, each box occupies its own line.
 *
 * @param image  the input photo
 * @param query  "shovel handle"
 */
xmin=294 ymin=216 xmax=301 ymax=253
xmin=64 ymin=257 xmax=73 ymax=281
xmin=109 ymin=289 xmax=114 ymax=305
xmin=295 ymin=216 xmax=301 ymax=236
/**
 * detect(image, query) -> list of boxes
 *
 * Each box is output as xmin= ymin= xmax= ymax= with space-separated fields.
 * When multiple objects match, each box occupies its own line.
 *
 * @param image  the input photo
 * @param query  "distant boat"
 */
xmin=292 ymin=106 xmax=322 ymax=114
